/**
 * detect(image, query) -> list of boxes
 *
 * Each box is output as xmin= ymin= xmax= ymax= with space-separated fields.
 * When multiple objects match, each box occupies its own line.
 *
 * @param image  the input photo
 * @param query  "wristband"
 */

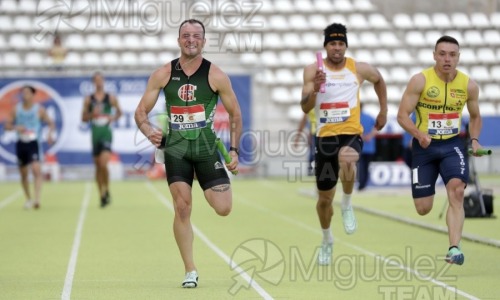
xmin=229 ymin=146 xmax=239 ymax=155
xmin=470 ymin=138 xmax=479 ymax=143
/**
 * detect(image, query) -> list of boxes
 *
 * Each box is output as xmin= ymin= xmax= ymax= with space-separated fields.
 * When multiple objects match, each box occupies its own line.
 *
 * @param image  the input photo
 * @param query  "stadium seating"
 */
xmin=0 ymin=0 xmax=498 ymax=120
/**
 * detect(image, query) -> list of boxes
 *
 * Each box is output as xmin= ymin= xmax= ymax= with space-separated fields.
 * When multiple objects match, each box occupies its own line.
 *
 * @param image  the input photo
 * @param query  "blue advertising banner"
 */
xmin=0 ymin=75 xmax=252 ymax=166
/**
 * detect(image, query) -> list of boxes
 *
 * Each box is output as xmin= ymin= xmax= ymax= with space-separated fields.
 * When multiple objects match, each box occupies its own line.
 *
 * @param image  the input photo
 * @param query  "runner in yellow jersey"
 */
xmin=301 ymin=23 xmax=387 ymax=265
xmin=397 ymin=35 xmax=484 ymax=266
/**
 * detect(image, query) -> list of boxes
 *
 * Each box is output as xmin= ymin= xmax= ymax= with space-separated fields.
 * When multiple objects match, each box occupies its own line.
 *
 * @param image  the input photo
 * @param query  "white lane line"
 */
xmin=61 ymin=182 xmax=91 ymax=300
xmin=238 ymin=188 xmax=480 ymax=300
xmin=146 ymin=182 xmax=273 ymax=300
xmin=0 ymin=190 xmax=22 ymax=210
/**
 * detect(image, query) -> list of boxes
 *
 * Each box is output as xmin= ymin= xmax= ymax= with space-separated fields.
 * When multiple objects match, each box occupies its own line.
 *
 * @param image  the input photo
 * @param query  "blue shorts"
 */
xmin=411 ymin=136 xmax=468 ymax=198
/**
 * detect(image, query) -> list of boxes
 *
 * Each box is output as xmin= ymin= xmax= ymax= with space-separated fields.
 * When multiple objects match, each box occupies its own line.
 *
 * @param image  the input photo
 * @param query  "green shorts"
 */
xmin=92 ymin=127 xmax=112 ymax=157
xmin=163 ymin=131 xmax=229 ymax=190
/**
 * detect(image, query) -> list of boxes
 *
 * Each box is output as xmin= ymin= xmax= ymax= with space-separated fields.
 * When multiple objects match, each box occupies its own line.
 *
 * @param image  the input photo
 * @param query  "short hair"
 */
xmin=179 ymin=19 xmax=205 ymax=37
xmin=435 ymin=35 xmax=459 ymax=50
xmin=22 ymin=85 xmax=36 ymax=94
xmin=92 ymin=71 xmax=103 ymax=80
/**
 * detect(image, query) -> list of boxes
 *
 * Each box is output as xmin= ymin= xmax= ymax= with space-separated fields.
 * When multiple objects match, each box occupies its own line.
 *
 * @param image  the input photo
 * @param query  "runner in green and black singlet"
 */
xmin=134 ymin=20 xmax=242 ymax=288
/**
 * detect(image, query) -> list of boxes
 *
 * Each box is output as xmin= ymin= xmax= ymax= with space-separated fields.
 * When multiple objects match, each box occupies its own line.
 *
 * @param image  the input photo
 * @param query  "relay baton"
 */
xmin=216 ymin=138 xmax=238 ymax=175
xmin=316 ymin=51 xmax=325 ymax=93
xmin=468 ymin=149 xmax=492 ymax=156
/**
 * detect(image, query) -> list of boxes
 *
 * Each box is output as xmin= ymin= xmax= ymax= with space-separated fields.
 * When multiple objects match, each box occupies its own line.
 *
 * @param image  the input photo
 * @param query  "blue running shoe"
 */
xmin=445 ymin=247 xmax=464 ymax=265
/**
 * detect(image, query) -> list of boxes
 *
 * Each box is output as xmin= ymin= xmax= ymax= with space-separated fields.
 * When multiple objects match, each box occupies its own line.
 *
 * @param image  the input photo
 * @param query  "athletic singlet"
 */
xmin=89 ymin=93 xmax=112 ymax=127
xmin=314 ymin=57 xmax=362 ymax=137
xmin=307 ymin=109 xmax=316 ymax=134
xmin=416 ymin=67 xmax=469 ymax=140
xmin=163 ymin=58 xmax=219 ymax=140
xmin=15 ymin=102 xmax=41 ymax=142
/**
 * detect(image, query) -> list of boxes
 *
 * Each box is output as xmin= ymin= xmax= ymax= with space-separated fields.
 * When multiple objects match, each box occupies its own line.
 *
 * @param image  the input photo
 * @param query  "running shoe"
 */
xmin=182 ymin=270 xmax=198 ymax=288
xmin=445 ymin=247 xmax=464 ymax=265
xmin=341 ymin=206 xmax=357 ymax=235
xmin=318 ymin=242 xmax=333 ymax=265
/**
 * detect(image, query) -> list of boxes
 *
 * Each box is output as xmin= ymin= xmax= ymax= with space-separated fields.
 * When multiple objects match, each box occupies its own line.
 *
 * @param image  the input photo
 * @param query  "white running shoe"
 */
xmin=24 ymin=200 xmax=34 ymax=210
xmin=342 ymin=206 xmax=357 ymax=235
xmin=182 ymin=271 xmax=198 ymax=288
xmin=317 ymin=242 xmax=333 ymax=265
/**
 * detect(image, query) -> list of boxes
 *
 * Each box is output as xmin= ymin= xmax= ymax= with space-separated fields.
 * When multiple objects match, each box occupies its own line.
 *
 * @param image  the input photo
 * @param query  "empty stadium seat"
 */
xmin=470 ymin=12 xmax=490 ymax=28
xmin=470 ymin=66 xmax=490 ymax=82
xmin=393 ymin=13 xmax=413 ymax=29
xmin=379 ymin=31 xmax=400 ymax=47
xmin=334 ymin=0 xmax=354 ymax=12
xmin=491 ymin=12 xmax=500 ymax=28
xmin=451 ymin=13 xmax=471 ymax=29
xmin=463 ymin=30 xmax=484 ymax=46
xmin=2 ymin=52 xmax=22 ymax=68
xmin=122 ymin=33 xmax=142 ymax=50
xmin=240 ymin=53 xmax=259 ymax=65
xmin=424 ymin=30 xmax=443 ymax=46
xmin=301 ymin=33 xmax=322 ymax=49
xmin=278 ymin=51 xmax=299 ymax=67
xmin=158 ymin=52 xmax=175 ymax=64
xmin=348 ymin=14 xmax=369 ymax=30
xmin=272 ymin=87 xmax=293 ymax=104
xmin=65 ymin=34 xmax=86 ymax=51
xmin=490 ymin=65 xmax=500 ymax=81
xmin=82 ymin=52 xmax=101 ymax=67
xmin=413 ymin=13 xmax=433 ymax=29
xmin=405 ymin=31 xmax=426 ymax=47
xmin=288 ymin=15 xmax=309 ymax=31
xmin=142 ymin=35 xmax=161 ymax=51
xmin=294 ymin=0 xmax=315 ymax=13
xmin=24 ymin=52 xmax=47 ymax=69
xmin=14 ymin=15 xmax=34 ymax=32
xmin=459 ymin=48 xmax=477 ymax=64
xmin=282 ymin=32 xmax=303 ymax=49
xmin=359 ymin=32 xmax=378 ymax=47
xmin=355 ymin=49 xmax=374 ymax=63
xmin=9 ymin=34 xmax=29 ymax=50
xmin=482 ymin=84 xmax=500 ymax=101
xmin=479 ymin=102 xmax=497 ymax=115
xmin=121 ymin=52 xmax=139 ymax=67
xmin=104 ymin=34 xmax=123 ymax=51
xmin=260 ymin=51 xmax=280 ymax=67
xmin=314 ymin=0 xmax=335 ymax=13
xmin=432 ymin=13 xmax=452 ymax=29
xmin=368 ymin=13 xmax=391 ymax=29
xmin=483 ymin=29 xmax=500 ymax=46
xmin=417 ymin=48 xmax=434 ymax=64
xmin=268 ymin=15 xmax=289 ymax=31
xmin=274 ymin=68 xmax=296 ymax=84
xmin=477 ymin=48 xmax=497 ymax=64
xmin=64 ymin=52 xmax=81 ymax=67
xmin=308 ymin=14 xmax=328 ymax=31
xmin=139 ymin=52 xmax=158 ymax=67
xmin=273 ymin=0 xmax=295 ymax=14
xmin=86 ymin=34 xmax=105 ymax=51
xmin=18 ymin=0 xmax=37 ymax=14
xmin=101 ymin=52 xmax=120 ymax=67
xmin=373 ymin=49 xmax=393 ymax=65
xmin=353 ymin=0 xmax=375 ymax=12
xmin=389 ymin=67 xmax=409 ymax=83
xmin=263 ymin=33 xmax=282 ymax=50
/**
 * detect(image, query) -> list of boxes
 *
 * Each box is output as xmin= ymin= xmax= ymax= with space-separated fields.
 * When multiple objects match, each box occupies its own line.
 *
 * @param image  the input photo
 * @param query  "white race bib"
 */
xmin=428 ymin=113 xmax=460 ymax=135
xmin=92 ymin=115 xmax=109 ymax=126
xmin=319 ymin=102 xmax=350 ymax=124
xmin=19 ymin=130 xmax=36 ymax=142
xmin=170 ymin=104 xmax=206 ymax=130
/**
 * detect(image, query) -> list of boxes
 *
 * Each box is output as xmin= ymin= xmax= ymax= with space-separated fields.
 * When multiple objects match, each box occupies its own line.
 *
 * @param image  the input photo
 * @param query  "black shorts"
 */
xmin=16 ymin=140 xmax=41 ymax=167
xmin=163 ymin=133 xmax=229 ymax=190
xmin=411 ymin=136 xmax=469 ymax=198
xmin=315 ymin=135 xmax=363 ymax=191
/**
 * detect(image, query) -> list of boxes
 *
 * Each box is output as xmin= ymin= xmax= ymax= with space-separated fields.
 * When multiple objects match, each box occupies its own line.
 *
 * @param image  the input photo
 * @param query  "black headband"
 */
xmin=324 ymin=32 xmax=348 ymax=47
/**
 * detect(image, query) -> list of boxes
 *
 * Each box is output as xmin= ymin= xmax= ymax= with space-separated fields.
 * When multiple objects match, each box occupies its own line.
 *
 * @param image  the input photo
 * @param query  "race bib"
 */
xmin=19 ymin=130 xmax=36 ymax=142
xmin=92 ymin=115 xmax=109 ymax=126
xmin=319 ymin=102 xmax=350 ymax=124
xmin=170 ymin=104 xmax=206 ymax=131
xmin=428 ymin=113 xmax=460 ymax=135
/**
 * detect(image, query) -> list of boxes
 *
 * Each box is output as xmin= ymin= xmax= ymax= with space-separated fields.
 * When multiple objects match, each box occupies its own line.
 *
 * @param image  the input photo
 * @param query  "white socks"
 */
xmin=341 ymin=193 xmax=352 ymax=210
xmin=322 ymin=228 xmax=334 ymax=244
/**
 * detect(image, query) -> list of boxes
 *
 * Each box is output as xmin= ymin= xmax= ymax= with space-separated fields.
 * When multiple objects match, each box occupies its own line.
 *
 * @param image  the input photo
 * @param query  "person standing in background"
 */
xmin=5 ymin=85 xmax=55 ymax=209
xmin=81 ymin=72 xmax=122 ymax=208
xmin=294 ymin=110 xmax=316 ymax=176
xmin=47 ymin=34 xmax=68 ymax=71
xmin=358 ymin=103 xmax=378 ymax=191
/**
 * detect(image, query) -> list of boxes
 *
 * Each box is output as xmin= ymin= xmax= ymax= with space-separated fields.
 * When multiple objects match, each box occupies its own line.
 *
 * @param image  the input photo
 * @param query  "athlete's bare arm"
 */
xmin=465 ymin=78 xmax=482 ymax=153
xmin=135 ymin=64 xmax=171 ymax=148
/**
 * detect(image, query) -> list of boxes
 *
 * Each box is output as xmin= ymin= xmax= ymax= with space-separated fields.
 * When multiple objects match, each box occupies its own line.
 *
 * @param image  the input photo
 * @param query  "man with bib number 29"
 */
xmin=134 ymin=19 xmax=242 ymax=288
xmin=301 ymin=23 xmax=388 ymax=266
xmin=397 ymin=36 xmax=484 ymax=266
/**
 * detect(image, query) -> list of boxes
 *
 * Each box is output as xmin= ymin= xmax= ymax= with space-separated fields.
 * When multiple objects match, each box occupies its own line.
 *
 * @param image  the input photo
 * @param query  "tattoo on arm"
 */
xmin=211 ymin=184 xmax=230 ymax=193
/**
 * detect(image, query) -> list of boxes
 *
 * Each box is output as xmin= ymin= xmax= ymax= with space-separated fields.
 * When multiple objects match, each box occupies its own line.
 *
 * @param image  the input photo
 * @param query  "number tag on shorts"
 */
xmin=170 ymin=104 xmax=206 ymax=131
xmin=427 ymin=113 xmax=459 ymax=135
xmin=319 ymin=102 xmax=350 ymax=124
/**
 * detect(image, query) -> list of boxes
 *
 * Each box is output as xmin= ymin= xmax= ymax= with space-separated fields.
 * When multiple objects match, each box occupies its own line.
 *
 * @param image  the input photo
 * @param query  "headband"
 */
xmin=324 ymin=32 xmax=348 ymax=47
